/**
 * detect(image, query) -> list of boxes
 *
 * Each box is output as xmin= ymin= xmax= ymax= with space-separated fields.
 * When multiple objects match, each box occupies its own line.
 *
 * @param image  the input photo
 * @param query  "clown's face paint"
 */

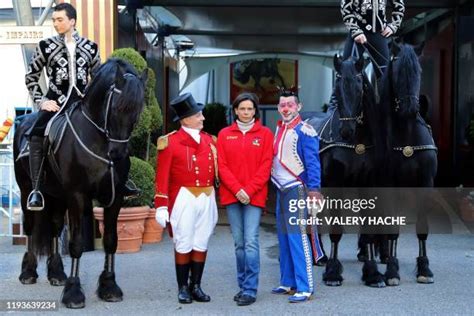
xmin=278 ymin=96 xmax=301 ymax=123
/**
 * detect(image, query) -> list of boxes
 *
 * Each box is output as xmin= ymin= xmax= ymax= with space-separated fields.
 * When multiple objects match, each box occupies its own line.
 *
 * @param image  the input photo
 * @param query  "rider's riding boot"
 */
xmin=27 ymin=136 xmax=45 ymax=211
xmin=123 ymin=178 xmax=141 ymax=200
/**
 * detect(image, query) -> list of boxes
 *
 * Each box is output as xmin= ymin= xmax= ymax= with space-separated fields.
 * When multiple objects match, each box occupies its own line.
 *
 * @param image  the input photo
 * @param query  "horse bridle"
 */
xmin=81 ymin=73 xmax=137 ymax=144
xmin=388 ymin=57 xmax=420 ymax=113
xmin=64 ymin=73 xmax=138 ymax=207
xmin=336 ymin=72 xmax=365 ymax=125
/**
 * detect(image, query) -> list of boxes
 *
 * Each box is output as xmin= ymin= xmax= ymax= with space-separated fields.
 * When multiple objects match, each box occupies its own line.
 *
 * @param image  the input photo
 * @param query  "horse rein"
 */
xmin=81 ymin=79 xmax=133 ymax=143
xmin=63 ymin=73 xmax=138 ymax=207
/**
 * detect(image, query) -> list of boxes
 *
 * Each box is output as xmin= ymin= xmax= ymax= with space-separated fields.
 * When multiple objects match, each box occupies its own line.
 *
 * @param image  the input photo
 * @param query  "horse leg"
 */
xmin=416 ymin=233 xmax=434 ymax=284
xmin=19 ymin=190 xmax=38 ymax=284
xmin=47 ymin=200 xmax=67 ymax=286
xmin=314 ymin=233 xmax=328 ymax=266
xmin=357 ymin=234 xmax=368 ymax=262
xmin=19 ymin=236 xmax=38 ymax=284
xmin=361 ymin=234 xmax=385 ymax=288
xmin=97 ymin=202 xmax=123 ymax=302
xmin=323 ymin=231 xmax=344 ymax=286
xmin=61 ymin=194 xmax=86 ymax=309
xmin=416 ymin=188 xmax=434 ymax=284
xmin=384 ymin=234 xmax=400 ymax=286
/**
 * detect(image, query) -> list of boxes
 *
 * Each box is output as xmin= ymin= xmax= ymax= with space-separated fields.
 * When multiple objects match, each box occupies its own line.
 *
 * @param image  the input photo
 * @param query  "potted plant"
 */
xmin=124 ymin=157 xmax=163 ymax=244
xmin=104 ymin=48 xmax=165 ymax=245
xmin=110 ymin=48 xmax=163 ymax=162
xmin=94 ymin=157 xmax=156 ymax=252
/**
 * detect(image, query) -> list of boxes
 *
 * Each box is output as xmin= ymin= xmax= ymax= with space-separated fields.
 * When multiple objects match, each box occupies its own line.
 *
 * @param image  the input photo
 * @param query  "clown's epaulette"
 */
xmin=301 ymin=122 xmax=318 ymax=137
xmin=157 ymin=130 xmax=177 ymax=150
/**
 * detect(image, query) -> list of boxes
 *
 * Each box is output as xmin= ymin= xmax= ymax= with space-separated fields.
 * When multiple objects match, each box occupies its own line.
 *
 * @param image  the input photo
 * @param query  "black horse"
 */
xmin=14 ymin=58 xmax=147 ymax=308
xmin=233 ymin=58 xmax=286 ymax=91
xmin=380 ymin=42 xmax=437 ymax=285
xmin=307 ymin=55 xmax=388 ymax=287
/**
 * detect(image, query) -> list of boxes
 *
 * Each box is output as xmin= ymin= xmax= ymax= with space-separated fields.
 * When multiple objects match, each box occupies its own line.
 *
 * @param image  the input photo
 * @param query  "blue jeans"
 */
xmin=226 ymin=203 xmax=262 ymax=298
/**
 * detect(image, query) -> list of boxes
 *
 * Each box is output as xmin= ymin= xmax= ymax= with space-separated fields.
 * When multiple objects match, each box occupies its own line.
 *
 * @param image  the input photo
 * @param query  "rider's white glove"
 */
xmin=155 ymin=207 xmax=169 ymax=228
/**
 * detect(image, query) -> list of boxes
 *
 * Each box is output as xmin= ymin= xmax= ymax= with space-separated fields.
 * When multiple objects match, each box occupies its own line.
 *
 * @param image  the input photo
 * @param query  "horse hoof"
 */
xmin=100 ymin=294 xmax=123 ymax=303
xmin=64 ymin=301 xmax=85 ymax=309
xmin=386 ymin=278 xmax=400 ymax=286
xmin=325 ymin=280 xmax=342 ymax=287
xmin=368 ymin=281 xmax=386 ymax=288
xmin=49 ymin=278 xmax=66 ymax=286
xmin=19 ymin=276 xmax=37 ymax=285
xmin=417 ymin=276 xmax=434 ymax=284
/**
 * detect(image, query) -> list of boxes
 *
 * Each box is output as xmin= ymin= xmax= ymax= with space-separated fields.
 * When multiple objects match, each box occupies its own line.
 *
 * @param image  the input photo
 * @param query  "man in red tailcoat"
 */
xmin=154 ymin=93 xmax=218 ymax=304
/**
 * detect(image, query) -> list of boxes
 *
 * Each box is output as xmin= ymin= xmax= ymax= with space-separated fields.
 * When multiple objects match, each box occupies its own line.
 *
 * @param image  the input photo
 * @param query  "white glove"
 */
xmin=155 ymin=207 xmax=169 ymax=228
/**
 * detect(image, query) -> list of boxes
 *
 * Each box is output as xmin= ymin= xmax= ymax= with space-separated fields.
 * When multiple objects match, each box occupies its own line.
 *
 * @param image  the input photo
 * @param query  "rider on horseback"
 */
xmin=341 ymin=0 xmax=405 ymax=78
xmin=25 ymin=3 xmax=99 ymax=211
xmin=25 ymin=3 xmax=138 ymax=211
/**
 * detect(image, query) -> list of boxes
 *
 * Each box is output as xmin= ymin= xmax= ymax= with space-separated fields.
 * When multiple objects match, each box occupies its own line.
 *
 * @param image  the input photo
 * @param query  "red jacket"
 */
xmin=154 ymin=128 xmax=217 ymax=214
xmin=217 ymin=120 xmax=273 ymax=208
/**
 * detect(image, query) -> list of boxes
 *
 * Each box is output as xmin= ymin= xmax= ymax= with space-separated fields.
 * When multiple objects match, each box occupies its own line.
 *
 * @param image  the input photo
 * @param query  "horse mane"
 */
xmin=83 ymin=58 xmax=144 ymax=121
xmin=395 ymin=44 xmax=422 ymax=114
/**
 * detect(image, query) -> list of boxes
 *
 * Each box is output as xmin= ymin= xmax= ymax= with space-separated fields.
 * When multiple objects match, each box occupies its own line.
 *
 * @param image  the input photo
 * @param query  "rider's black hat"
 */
xmin=170 ymin=93 xmax=204 ymax=122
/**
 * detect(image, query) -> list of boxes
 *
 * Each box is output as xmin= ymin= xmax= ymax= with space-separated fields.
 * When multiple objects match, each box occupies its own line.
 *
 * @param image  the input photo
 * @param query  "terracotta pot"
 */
xmin=93 ymin=206 xmax=150 ymax=253
xmin=142 ymin=208 xmax=164 ymax=244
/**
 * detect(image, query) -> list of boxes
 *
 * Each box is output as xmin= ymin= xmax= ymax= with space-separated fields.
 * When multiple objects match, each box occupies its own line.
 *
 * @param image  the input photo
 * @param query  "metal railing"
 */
xmin=0 ymin=135 xmax=23 ymax=238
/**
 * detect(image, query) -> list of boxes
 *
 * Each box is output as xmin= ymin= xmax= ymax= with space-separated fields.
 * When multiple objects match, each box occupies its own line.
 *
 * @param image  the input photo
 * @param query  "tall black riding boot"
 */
xmin=176 ymin=264 xmax=192 ymax=304
xmin=27 ymin=136 xmax=45 ymax=211
xmin=190 ymin=261 xmax=210 ymax=302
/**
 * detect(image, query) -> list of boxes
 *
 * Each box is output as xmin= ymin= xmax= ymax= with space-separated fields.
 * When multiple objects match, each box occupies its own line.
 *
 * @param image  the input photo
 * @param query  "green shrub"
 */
xmin=123 ymin=157 xmax=155 ymax=207
xmin=110 ymin=48 xmax=147 ymax=73
xmin=110 ymin=48 xmax=163 ymax=163
xmin=148 ymin=143 xmax=157 ymax=170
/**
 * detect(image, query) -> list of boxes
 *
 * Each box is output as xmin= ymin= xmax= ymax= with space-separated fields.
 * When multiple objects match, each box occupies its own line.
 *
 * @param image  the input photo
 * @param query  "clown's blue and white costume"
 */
xmin=272 ymin=115 xmax=324 ymax=297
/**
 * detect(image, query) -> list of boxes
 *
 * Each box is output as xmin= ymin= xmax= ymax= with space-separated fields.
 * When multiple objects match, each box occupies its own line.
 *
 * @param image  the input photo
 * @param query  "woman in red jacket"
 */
xmin=217 ymin=92 xmax=273 ymax=306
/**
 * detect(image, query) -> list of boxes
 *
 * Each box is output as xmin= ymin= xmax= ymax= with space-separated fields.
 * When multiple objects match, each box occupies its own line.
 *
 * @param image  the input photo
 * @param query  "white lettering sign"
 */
xmin=0 ymin=26 xmax=53 ymax=44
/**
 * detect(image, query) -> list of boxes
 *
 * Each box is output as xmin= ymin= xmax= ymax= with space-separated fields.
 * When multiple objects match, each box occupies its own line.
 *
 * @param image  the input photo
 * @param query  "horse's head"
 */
xmin=84 ymin=58 xmax=147 ymax=161
xmin=333 ymin=54 xmax=365 ymax=140
xmin=389 ymin=42 xmax=424 ymax=118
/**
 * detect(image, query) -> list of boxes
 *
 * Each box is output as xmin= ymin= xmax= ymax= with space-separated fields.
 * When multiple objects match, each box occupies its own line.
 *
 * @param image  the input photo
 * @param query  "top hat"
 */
xmin=170 ymin=93 xmax=204 ymax=122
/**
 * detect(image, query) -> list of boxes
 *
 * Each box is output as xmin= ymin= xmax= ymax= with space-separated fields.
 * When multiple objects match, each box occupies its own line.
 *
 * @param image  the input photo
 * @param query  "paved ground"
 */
xmin=0 ymin=214 xmax=473 ymax=315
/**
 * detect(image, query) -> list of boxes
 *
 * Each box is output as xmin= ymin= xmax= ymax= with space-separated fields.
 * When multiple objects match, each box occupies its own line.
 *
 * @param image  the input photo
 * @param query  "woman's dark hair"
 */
xmin=232 ymin=92 xmax=260 ymax=121
xmin=54 ymin=3 xmax=77 ymax=21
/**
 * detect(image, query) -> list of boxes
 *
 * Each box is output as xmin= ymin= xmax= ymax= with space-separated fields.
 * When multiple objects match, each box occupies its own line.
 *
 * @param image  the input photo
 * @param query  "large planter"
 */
xmin=93 ymin=206 xmax=150 ymax=253
xmin=142 ymin=208 xmax=164 ymax=244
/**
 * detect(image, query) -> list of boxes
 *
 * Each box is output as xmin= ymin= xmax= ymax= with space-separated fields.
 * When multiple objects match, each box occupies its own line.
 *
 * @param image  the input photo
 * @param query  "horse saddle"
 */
xmin=17 ymin=104 xmax=77 ymax=162
xmin=303 ymin=106 xmax=338 ymax=146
